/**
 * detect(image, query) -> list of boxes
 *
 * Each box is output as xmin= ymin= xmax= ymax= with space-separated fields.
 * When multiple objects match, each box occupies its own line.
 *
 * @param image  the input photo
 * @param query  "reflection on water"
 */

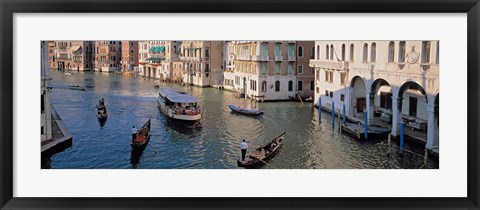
xmin=43 ymin=71 xmax=438 ymax=169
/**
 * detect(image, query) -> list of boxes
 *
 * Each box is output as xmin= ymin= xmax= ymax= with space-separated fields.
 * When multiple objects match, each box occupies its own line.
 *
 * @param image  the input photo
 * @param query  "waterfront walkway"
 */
xmin=41 ymin=106 xmax=72 ymax=153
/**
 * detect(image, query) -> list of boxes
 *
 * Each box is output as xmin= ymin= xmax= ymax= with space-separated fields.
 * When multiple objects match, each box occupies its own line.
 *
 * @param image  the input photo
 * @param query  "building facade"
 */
xmin=223 ymin=41 xmax=236 ymax=91
xmin=295 ymin=41 xmax=315 ymax=99
xmin=41 ymin=41 xmax=52 ymax=142
xmin=232 ymin=41 xmax=298 ymax=101
xmin=138 ymin=41 xmax=182 ymax=80
xmin=121 ymin=41 xmax=139 ymax=72
xmin=180 ymin=41 xmax=224 ymax=87
xmin=310 ymin=40 xmax=439 ymax=152
xmin=92 ymin=41 xmax=121 ymax=72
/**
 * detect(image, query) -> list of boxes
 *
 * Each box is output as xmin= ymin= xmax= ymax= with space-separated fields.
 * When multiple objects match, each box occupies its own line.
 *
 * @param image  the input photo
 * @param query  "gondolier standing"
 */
xmin=240 ymin=139 xmax=248 ymax=161
xmin=131 ymin=126 xmax=137 ymax=141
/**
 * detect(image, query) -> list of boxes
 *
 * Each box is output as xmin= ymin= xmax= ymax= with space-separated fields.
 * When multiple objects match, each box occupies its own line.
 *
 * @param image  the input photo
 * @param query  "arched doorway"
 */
xmin=397 ymin=81 xmax=427 ymax=120
xmin=371 ymin=78 xmax=392 ymax=122
xmin=350 ymin=76 xmax=367 ymax=117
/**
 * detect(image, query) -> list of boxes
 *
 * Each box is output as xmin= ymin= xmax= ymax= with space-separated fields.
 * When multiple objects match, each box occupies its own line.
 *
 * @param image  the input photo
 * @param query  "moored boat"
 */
xmin=131 ymin=118 xmax=151 ymax=149
xmin=237 ymin=130 xmax=286 ymax=168
xmin=157 ymin=88 xmax=201 ymax=122
xmin=69 ymin=85 xmax=86 ymax=91
xmin=228 ymin=105 xmax=263 ymax=116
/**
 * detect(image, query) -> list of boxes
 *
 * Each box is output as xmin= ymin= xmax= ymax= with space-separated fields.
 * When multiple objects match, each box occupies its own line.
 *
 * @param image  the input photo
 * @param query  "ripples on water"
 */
xmin=43 ymin=71 xmax=438 ymax=169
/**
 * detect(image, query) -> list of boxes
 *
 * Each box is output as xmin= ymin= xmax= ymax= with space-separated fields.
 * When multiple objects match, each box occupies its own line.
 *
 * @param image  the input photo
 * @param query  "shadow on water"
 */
xmin=165 ymin=118 xmax=202 ymax=135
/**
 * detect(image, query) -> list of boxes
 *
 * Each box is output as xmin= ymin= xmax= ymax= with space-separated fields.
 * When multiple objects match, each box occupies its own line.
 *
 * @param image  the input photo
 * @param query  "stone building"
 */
xmin=180 ymin=41 xmax=224 ymax=87
xmin=92 ymin=41 xmax=121 ymax=72
xmin=41 ymin=41 xmax=52 ymax=142
xmin=310 ymin=40 xmax=439 ymax=152
xmin=138 ymin=41 xmax=181 ymax=80
xmin=294 ymin=41 xmax=315 ymax=99
xmin=121 ymin=41 xmax=139 ymax=72
xmin=232 ymin=41 xmax=297 ymax=101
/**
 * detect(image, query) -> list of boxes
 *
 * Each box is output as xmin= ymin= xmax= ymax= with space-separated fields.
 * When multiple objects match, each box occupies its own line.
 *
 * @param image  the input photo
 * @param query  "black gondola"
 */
xmin=228 ymin=105 xmax=263 ymax=116
xmin=131 ymin=118 xmax=151 ymax=151
xmin=237 ymin=130 xmax=286 ymax=168
xmin=96 ymin=98 xmax=108 ymax=125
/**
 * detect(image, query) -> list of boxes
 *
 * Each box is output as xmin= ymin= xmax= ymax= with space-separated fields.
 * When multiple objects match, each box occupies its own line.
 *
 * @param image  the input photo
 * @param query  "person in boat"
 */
xmin=239 ymin=139 xmax=248 ymax=161
xmin=131 ymin=126 xmax=137 ymax=141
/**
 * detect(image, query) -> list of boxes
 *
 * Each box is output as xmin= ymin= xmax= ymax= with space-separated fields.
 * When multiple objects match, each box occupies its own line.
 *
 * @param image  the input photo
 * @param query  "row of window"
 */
xmin=323 ymin=90 xmax=345 ymax=101
xmin=316 ymin=41 xmax=439 ymax=64
xmin=253 ymin=80 xmax=315 ymax=92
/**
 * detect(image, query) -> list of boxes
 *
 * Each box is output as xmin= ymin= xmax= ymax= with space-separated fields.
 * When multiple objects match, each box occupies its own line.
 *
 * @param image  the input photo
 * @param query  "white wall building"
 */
xmin=310 ymin=40 xmax=439 ymax=152
xmin=41 ymin=41 xmax=52 ymax=142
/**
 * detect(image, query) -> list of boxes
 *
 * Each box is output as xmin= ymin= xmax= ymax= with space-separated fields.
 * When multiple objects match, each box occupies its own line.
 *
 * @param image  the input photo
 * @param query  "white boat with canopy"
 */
xmin=157 ymin=88 xmax=201 ymax=122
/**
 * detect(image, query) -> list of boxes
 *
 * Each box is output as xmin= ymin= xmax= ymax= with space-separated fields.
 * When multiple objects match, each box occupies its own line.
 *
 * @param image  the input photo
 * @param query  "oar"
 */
xmin=251 ymin=155 xmax=277 ymax=169
xmin=146 ymin=143 xmax=158 ymax=154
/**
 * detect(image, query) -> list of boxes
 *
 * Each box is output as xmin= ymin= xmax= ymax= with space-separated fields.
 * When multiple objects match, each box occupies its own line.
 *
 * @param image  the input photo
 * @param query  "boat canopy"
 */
xmin=159 ymin=88 xmax=198 ymax=103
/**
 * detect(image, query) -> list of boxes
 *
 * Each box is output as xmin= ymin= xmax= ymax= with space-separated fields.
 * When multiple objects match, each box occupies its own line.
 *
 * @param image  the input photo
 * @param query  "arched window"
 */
xmin=297 ymin=80 xmax=303 ymax=91
xmin=275 ymin=81 xmax=280 ymax=92
xmin=262 ymin=81 xmax=267 ymax=92
xmin=298 ymin=46 xmax=303 ymax=57
xmin=421 ymin=41 xmax=431 ymax=63
xmin=330 ymin=44 xmax=334 ymax=60
xmin=370 ymin=42 xmax=376 ymax=62
xmin=399 ymin=41 xmax=406 ymax=63
xmin=288 ymin=81 xmax=293 ymax=91
xmin=388 ymin=41 xmax=395 ymax=63
xmin=362 ymin=43 xmax=368 ymax=62
xmin=316 ymin=45 xmax=320 ymax=60
xmin=341 ymin=44 xmax=346 ymax=61
xmin=349 ymin=44 xmax=354 ymax=62
xmin=326 ymin=45 xmax=329 ymax=60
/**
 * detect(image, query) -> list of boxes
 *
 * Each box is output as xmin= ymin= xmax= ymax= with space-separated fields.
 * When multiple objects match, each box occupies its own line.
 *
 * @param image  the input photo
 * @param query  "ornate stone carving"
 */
xmin=406 ymin=46 xmax=419 ymax=64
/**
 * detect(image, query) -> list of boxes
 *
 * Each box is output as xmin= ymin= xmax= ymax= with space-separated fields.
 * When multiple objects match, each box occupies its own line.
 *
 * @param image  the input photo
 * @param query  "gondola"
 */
xmin=96 ymin=105 xmax=108 ymax=120
xmin=228 ymin=105 xmax=264 ymax=116
xmin=131 ymin=118 xmax=151 ymax=151
xmin=237 ymin=130 xmax=286 ymax=168
xmin=289 ymin=95 xmax=313 ymax=102
xmin=69 ymin=85 xmax=86 ymax=91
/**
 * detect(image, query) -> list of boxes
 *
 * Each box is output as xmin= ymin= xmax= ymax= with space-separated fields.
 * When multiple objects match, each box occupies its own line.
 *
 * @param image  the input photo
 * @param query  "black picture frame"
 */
xmin=1 ymin=0 xmax=479 ymax=209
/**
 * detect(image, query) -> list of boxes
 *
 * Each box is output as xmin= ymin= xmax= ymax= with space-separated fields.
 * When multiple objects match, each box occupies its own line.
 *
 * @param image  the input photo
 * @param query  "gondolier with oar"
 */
xmin=239 ymin=139 xmax=248 ymax=161
xmin=131 ymin=126 xmax=137 ymax=141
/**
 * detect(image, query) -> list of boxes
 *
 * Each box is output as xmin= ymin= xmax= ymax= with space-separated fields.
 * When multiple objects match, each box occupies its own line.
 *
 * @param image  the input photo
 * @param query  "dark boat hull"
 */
xmin=228 ymin=105 xmax=263 ymax=116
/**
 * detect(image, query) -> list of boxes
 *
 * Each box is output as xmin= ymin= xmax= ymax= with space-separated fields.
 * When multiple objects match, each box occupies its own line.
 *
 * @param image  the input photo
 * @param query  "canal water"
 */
xmin=43 ymin=71 xmax=438 ymax=169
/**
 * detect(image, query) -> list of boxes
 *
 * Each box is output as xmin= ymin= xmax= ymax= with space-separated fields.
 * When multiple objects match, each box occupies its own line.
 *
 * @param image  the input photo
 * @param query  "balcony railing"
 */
xmin=274 ymin=55 xmax=283 ymax=61
xmin=252 ymin=55 xmax=269 ymax=61
xmin=288 ymin=56 xmax=296 ymax=62
xmin=309 ymin=60 xmax=349 ymax=70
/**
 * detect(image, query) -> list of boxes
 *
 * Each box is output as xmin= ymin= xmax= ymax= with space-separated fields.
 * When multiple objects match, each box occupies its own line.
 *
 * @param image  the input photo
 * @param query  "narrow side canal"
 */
xmin=42 ymin=71 xmax=438 ymax=169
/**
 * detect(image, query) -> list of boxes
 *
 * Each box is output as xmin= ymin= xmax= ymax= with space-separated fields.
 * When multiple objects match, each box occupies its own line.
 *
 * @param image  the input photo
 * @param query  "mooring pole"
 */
xmin=318 ymin=97 xmax=321 ymax=121
xmin=332 ymin=102 xmax=335 ymax=127
xmin=342 ymin=104 xmax=346 ymax=125
xmin=364 ymin=111 xmax=368 ymax=139
xmin=400 ymin=121 xmax=405 ymax=156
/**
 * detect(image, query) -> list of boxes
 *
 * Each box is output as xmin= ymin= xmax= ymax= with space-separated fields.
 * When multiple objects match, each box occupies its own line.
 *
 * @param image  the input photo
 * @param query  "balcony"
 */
xmin=274 ymin=56 xmax=283 ymax=61
xmin=309 ymin=60 xmax=349 ymax=70
xmin=288 ymin=56 xmax=296 ymax=62
xmin=252 ymin=55 xmax=269 ymax=61
xmin=236 ymin=55 xmax=252 ymax=60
